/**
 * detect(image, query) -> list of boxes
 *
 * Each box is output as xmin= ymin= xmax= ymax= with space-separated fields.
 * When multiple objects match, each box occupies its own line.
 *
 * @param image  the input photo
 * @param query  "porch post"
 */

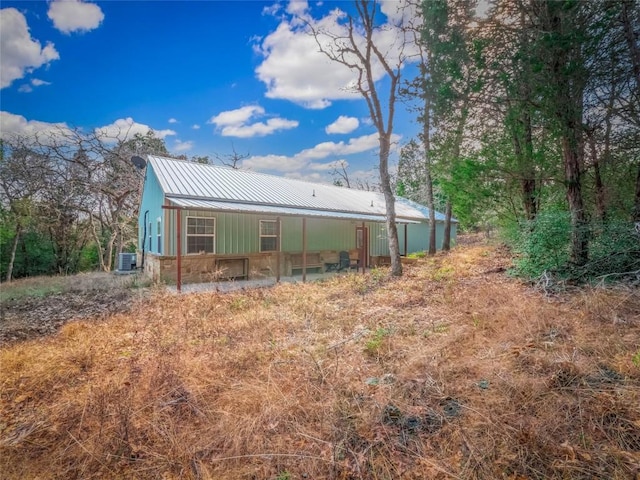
xmin=361 ymin=221 xmax=366 ymax=274
xmin=276 ymin=217 xmax=281 ymax=283
xmin=176 ymin=208 xmax=182 ymax=293
xmin=302 ymin=217 xmax=307 ymax=283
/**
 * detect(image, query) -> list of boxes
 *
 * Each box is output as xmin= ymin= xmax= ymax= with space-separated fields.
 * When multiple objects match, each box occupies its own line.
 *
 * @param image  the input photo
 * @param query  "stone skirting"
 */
xmin=140 ymin=250 xmax=349 ymax=285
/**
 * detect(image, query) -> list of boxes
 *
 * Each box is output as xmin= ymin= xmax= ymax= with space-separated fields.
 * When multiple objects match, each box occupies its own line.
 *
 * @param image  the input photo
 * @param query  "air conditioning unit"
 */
xmin=118 ymin=253 xmax=137 ymax=272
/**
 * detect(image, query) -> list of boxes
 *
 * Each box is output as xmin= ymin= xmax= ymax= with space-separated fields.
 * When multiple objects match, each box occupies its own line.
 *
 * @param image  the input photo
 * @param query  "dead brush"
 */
xmin=2 ymin=243 xmax=640 ymax=479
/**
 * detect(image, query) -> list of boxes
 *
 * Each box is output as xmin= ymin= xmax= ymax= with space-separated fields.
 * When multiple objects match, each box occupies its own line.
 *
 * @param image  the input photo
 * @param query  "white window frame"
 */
xmin=186 ymin=216 xmax=215 ymax=254
xmin=259 ymin=219 xmax=280 ymax=252
xmin=148 ymin=222 xmax=152 ymax=252
xmin=156 ymin=219 xmax=162 ymax=254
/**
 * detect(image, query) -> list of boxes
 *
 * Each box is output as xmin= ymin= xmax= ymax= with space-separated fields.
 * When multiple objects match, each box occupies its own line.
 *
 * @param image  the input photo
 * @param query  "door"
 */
xmin=355 ymin=225 xmax=369 ymax=268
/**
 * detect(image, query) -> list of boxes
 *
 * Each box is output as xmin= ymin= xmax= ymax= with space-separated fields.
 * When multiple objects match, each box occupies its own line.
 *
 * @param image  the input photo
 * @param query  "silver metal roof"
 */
xmin=168 ymin=197 xmax=420 ymax=223
xmin=148 ymin=155 xmax=449 ymax=223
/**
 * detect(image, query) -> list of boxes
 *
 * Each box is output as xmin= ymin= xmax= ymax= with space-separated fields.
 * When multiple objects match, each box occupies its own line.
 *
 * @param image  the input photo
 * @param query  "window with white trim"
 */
xmin=186 ymin=217 xmax=215 ymax=254
xmin=148 ymin=222 xmax=152 ymax=252
xmin=259 ymin=220 xmax=279 ymax=252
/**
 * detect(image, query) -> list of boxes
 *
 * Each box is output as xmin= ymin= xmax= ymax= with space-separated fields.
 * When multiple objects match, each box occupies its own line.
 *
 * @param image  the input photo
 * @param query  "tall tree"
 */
xmin=422 ymin=0 xmax=480 ymax=250
xmin=0 ymin=140 xmax=51 ymax=281
xmin=401 ymin=1 xmax=438 ymax=254
xmin=531 ymin=0 xmax=592 ymax=266
xmin=311 ymin=0 xmax=408 ymax=275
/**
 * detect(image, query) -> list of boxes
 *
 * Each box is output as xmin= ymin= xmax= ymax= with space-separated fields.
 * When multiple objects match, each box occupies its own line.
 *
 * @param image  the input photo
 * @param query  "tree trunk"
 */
xmin=513 ymin=124 xmax=538 ymax=222
xmin=425 ymin=167 xmax=437 ymax=255
xmin=6 ymin=224 xmax=21 ymax=282
xmin=621 ymin=0 xmax=640 ymax=94
xmin=104 ymin=230 xmax=118 ymax=272
xmin=89 ymin=214 xmax=107 ymax=272
xmin=563 ymin=136 xmax=589 ymax=266
xmin=379 ymin=135 xmax=402 ymax=276
xmin=442 ymin=200 xmax=452 ymax=251
xmin=634 ymin=163 xmax=640 ymax=223
xmin=621 ymin=0 xmax=640 ymax=222
xmin=422 ymin=80 xmax=437 ymax=255
xmin=588 ymin=134 xmax=606 ymax=222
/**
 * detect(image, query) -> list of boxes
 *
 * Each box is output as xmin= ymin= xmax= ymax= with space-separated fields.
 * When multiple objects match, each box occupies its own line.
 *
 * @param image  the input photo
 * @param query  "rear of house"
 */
xmin=138 ymin=155 xmax=456 ymax=284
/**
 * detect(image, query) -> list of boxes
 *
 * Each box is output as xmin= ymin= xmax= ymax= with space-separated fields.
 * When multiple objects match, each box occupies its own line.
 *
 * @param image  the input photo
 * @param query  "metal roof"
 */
xmin=148 ymin=155 xmax=451 ymax=223
xmin=167 ymin=197 xmax=421 ymax=223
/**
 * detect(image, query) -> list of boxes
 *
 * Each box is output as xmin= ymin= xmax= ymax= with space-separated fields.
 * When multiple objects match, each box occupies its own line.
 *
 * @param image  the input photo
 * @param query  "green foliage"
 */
xmin=506 ymin=211 xmax=640 ymax=283
xmin=509 ymin=210 xmax=572 ymax=279
xmin=0 ymin=227 xmax=57 ymax=280
xmin=581 ymin=221 xmax=640 ymax=281
xmin=364 ymin=327 xmax=391 ymax=356
xmin=633 ymin=351 xmax=640 ymax=368
xmin=77 ymin=243 xmax=101 ymax=272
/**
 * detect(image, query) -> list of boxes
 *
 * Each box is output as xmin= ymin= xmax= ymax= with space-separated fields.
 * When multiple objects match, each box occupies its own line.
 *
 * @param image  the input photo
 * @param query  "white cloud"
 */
xmin=286 ymin=0 xmax=308 ymax=16
xmin=221 ymin=118 xmax=299 ymax=138
xmin=255 ymin=1 xmax=419 ymax=109
xmin=47 ymin=0 xmax=104 ymax=34
xmin=255 ymin=14 xmax=357 ymax=109
xmin=262 ymin=3 xmax=282 ymax=17
xmin=209 ymin=105 xmax=299 ymax=138
xmin=192 ymin=124 xmax=201 ymax=130
xmin=168 ymin=118 xmax=178 ymax=124
xmin=285 ymin=171 xmax=327 ymax=183
xmin=242 ymin=132 xmax=399 ymax=172
xmin=325 ymin=115 xmax=359 ymax=134
xmin=309 ymin=160 xmax=345 ymax=171
xmin=0 ymin=8 xmax=60 ymax=89
xmin=18 ymin=77 xmax=52 ymax=93
xmin=174 ymin=139 xmax=193 ymax=152
xmin=31 ymin=78 xmax=51 ymax=87
xmin=95 ymin=117 xmax=176 ymax=142
xmin=0 ymin=111 xmax=70 ymax=140
xmin=243 ymin=154 xmax=304 ymax=173
xmin=209 ymin=105 xmax=264 ymax=127
xmin=296 ymin=133 xmax=399 ymax=161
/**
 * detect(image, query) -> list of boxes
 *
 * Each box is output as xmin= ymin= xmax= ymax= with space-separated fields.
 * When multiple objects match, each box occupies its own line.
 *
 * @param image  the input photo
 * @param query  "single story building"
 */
xmin=137 ymin=155 xmax=456 ymax=287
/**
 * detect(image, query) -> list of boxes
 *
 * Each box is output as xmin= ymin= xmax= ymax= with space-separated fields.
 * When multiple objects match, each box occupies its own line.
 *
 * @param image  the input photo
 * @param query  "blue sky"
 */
xmin=0 ymin=0 xmax=424 ymax=184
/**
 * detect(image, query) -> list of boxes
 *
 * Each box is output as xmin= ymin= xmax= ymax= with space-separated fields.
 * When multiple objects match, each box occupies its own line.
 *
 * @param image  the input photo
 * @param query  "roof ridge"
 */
xmin=147 ymin=154 xmax=382 ymax=196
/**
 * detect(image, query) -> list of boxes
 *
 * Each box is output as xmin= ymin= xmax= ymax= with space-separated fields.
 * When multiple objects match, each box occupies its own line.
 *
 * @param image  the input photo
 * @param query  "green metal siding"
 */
xmin=149 ymin=196 xmax=457 ymax=258
xmin=398 ymin=221 xmax=456 ymax=254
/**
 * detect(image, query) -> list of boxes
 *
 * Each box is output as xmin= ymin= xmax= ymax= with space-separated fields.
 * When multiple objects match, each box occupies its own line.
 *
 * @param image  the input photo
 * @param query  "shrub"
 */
xmin=505 ymin=211 xmax=640 ymax=284
xmin=510 ymin=210 xmax=571 ymax=279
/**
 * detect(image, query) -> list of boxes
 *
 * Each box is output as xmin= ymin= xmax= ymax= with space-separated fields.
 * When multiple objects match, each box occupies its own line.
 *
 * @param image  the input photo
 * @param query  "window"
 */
xmin=148 ymin=222 xmax=152 ymax=252
xmin=260 ymin=220 xmax=279 ymax=252
xmin=187 ymin=217 xmax=215 ymax=254
xmin=157 ymin=220 xmax=162 ymax=254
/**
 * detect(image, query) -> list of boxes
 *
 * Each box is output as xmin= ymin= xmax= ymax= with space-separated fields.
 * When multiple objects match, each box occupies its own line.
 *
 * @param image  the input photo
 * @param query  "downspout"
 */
xmin=404 ymin=223 xmax=408 ymax=256
xmin=141 ymin=210 xmax=149 ymax=269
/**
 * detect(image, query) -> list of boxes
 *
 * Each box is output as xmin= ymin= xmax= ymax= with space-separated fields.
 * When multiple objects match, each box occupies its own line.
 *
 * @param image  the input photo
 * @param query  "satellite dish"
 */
xmin=131 ymin=155 xmax=147 ymax=170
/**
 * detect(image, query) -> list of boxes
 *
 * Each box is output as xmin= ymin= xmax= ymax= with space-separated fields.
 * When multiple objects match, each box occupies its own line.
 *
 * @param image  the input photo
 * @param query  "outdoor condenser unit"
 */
xmin=118 ymin=253 xmax=137 ymax=272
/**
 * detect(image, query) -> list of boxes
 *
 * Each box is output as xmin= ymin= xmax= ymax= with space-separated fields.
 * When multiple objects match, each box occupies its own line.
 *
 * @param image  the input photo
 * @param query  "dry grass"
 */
xmin=1 ymin=244 xmax=639 ymax=479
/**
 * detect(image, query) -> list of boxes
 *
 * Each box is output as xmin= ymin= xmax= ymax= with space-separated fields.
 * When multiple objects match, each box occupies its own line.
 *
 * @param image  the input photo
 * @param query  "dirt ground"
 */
xmin=0 ymin=289 xmax=137 ymax=344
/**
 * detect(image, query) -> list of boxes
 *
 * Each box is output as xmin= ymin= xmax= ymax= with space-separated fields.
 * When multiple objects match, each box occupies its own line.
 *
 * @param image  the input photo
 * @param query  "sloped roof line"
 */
xmin=166 ymin=193 xmax=425 ymax=222
xmin=168 ymin=197 xmax=421 ymax=224
xmin=148 ymin=155 xmax=451 ymax=222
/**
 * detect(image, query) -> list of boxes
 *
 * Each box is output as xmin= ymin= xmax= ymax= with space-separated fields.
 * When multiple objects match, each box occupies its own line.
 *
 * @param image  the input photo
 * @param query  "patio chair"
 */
xmin=338 ymin=251 xmax=351 ymax=271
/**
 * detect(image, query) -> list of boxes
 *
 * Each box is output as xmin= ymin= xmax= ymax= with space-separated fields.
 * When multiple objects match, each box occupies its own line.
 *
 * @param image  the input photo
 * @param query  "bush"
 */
xmin=509 ymin=210 xmax=571 ymax=279
xmin=505 ymin=212 xmax=639 ymax=284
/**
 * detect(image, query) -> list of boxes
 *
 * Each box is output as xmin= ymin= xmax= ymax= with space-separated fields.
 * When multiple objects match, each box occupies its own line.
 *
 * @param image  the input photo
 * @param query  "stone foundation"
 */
xmin=140 ymin=250 xmax=348 ymax=285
